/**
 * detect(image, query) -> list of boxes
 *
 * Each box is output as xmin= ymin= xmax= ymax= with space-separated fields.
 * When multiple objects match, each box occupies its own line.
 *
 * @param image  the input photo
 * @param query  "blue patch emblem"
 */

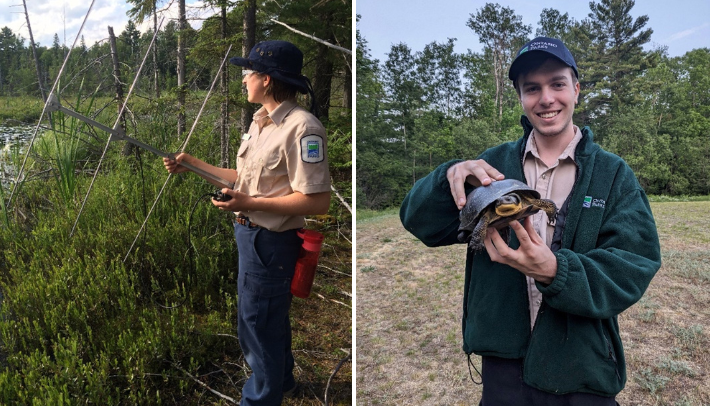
xmin=307 ymin=141 xmax=319 ymax=158
xmin=301 ymin=135 xmax=324 ymax=163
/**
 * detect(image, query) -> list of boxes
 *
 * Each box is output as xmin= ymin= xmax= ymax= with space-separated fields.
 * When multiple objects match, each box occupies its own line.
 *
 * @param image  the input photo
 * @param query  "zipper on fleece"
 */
xmin=522 ymin=300 xmax=546 ymax=377
xmin=603 ymin=333 xmax=622 ymax=381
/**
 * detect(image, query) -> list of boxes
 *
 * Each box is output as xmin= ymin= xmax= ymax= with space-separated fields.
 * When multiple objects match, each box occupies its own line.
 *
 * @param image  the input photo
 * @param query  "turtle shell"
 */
xmin=458 ymin=179 xmax=540 ymax=229
xmin=457 ymin=178 xmax=557 ymax=249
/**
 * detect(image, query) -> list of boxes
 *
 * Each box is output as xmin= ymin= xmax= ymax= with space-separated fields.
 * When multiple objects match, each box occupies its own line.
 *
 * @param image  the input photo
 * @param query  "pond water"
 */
xmin=1 ymin=124 xmax=36 ymax=185
xmin=0 ymin=124 xmax=35 ymax=149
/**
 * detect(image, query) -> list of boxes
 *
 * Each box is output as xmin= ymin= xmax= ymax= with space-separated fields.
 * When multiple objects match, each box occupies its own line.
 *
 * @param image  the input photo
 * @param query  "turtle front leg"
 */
xmin=468 ymin=217 xmax=489 ymax=252
xmin=497 ymin=225 xmax=512 ymax=247
xmin=533 ymin=199 xmax=558 ymax=222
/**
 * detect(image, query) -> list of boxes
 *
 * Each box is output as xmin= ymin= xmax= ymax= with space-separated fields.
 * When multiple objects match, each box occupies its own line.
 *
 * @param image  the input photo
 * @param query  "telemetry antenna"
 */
xmin=45 ymin=93 xmax=234 ymax=189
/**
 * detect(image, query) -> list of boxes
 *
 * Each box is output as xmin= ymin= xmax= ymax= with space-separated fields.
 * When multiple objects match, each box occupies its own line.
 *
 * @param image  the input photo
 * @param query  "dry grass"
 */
xmin=356 ymin=202 xmax=710 ymax=405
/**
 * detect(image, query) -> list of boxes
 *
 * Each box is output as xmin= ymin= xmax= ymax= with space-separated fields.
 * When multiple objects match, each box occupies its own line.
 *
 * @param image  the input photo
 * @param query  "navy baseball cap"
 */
xmin=508 ymin=37 xmax=578 ymax=81
xmin=230 ymin=40 xmax=310 ymax=94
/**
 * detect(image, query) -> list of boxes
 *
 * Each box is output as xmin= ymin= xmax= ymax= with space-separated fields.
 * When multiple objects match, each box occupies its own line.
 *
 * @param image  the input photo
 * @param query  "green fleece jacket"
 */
xmin=400 ymin=118 xmax=661 ymax=397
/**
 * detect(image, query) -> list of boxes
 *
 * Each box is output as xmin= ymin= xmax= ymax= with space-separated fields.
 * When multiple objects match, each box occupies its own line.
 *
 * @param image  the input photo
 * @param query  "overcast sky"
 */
xmin=0 ymin=0 xmax=215 ymax=48
xmin=3 ymin=1 xmax=707 ymax=61
xmin=357 ymin=0 xmax=710 ymax=62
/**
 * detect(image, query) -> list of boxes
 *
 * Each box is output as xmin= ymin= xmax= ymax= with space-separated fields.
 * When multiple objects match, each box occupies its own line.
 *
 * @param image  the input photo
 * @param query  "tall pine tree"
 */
xmin=582 ymin=0 xmax=654 ymax=142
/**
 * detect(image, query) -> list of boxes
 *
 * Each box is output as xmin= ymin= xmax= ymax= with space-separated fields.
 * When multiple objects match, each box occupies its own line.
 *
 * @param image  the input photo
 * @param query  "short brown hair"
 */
xmin=257 ymin=73 xmax=298 ymax=103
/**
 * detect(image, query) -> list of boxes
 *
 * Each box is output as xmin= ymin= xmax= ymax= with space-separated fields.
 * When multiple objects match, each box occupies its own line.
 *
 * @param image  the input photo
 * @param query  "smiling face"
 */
xmin=516 ymin=58 xmax=580 ymax=140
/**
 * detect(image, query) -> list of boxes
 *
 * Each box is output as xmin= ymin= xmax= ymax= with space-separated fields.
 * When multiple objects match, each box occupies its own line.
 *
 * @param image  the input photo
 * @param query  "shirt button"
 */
xmin=541 ymin=173 xmax=547 ymax=179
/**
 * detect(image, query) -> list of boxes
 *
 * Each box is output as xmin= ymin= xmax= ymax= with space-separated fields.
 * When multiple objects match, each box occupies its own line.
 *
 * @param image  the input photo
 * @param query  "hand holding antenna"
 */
xmin=163 ymin=153 xmax=192 ymax=175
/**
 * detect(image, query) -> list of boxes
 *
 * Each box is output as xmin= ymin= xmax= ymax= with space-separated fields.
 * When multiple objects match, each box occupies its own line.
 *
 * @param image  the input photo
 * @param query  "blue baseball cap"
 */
xmin=508 ymin=37 xmax=578 ymax=81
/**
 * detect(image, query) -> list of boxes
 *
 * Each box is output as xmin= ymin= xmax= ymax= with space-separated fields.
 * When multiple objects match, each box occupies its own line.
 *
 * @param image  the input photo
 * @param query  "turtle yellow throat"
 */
xmin=495 ymin=193 xmax=523 ymax=217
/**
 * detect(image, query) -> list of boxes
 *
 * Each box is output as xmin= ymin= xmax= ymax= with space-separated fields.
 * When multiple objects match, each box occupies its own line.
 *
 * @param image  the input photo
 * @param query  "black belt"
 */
xmin=235 ymin=216 xmax=261 ymax=228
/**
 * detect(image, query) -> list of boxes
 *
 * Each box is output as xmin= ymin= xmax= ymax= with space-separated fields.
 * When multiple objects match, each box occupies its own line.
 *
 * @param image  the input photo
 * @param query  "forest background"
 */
xmin=0 ymin=0 xmax=352 ymax=404
xmin=356 ymin=0 xmax=710 ymax=209
xmin=356 ymin=1 xmax=710 ymax=404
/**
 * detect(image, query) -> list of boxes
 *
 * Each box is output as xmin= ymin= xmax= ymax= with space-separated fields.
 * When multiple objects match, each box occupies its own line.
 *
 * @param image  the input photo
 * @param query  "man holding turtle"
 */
xmin=400 ymin=37 xmax=661 ymax=404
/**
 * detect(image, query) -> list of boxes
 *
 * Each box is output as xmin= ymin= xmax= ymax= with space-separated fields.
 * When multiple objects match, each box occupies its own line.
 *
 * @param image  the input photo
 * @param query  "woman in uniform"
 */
xmin=163 ymin=40 xmax=331 ymax=405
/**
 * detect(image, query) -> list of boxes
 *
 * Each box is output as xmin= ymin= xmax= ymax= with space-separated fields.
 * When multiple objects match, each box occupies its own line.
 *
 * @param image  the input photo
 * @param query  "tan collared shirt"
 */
xmin=523 ymin=127 xmax=581 ymax=329
xmin=234 ymin=100 xmax=330 ymax=232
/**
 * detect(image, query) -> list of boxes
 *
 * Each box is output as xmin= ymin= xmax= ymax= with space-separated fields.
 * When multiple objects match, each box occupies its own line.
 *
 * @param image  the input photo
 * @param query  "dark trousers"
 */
xmin=234 ymin=223 xmax=302 ymax=406
xmin=479 ymin=356 xmax=619 ymax=406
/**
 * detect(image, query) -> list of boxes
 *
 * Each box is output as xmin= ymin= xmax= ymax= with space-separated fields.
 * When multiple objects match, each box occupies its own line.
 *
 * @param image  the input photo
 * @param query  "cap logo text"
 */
xmin=529 ymin=41 xmax=558 ymax=51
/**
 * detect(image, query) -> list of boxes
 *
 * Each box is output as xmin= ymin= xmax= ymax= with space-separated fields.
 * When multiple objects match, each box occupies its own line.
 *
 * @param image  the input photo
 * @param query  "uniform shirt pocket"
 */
xmin=236 ymin=140 xmax=250 ymax=173
xmin=256 ymin=148 xmax=285 ymax=194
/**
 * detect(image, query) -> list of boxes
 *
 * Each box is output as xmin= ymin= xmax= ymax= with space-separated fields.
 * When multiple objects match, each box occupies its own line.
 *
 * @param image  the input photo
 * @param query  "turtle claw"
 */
xmin=468 ymin=235 xmax=485 ymax=252
xmin=458 ymin=230 xmax=471 ymax=244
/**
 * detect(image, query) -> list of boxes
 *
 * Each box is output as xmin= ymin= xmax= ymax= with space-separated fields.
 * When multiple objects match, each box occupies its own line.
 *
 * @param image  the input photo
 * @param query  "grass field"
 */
xmin=355 ymin=201 xmax=710 ymax=405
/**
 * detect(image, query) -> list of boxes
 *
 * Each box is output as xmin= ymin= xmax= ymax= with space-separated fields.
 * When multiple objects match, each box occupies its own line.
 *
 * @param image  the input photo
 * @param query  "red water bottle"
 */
xmin=291 ymin=229 xmax=324 ymax=298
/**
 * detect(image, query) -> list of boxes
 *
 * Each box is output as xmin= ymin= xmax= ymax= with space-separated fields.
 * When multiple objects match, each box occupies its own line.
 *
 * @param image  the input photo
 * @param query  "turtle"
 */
xmin=457 ymin=179 xmax=557 ymax=251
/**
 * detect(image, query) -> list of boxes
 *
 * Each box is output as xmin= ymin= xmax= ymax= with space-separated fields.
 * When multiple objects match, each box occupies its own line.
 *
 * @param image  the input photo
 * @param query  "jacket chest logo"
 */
xmin=583 ymin=196 xmax=606 ymax=209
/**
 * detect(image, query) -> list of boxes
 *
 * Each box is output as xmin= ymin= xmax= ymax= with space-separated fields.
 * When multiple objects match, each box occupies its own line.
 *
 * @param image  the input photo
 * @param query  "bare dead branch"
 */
xmin=337 ymin=227 xmax=352 ymax=245
xmin=314 ymin=292 xmax=351 ymax=309
xmin=172 ymin=363 xmax=239 ymax=404
xmin=313 ymin=281 xmax=351 ymax=298
xmin=217 ymin=333 xmax=239 ymax=341
xmin=330 ymin=184 xmax=352 ymax=214
xmin=211 ymin=362 xmax=241 ymax=392
xmin=324 ymin=349 xmax=351 ymax=406
xmin=317 ymin=264 xmax=351 ymax=277
xmin=270 ymin=19 xmax=351 ymax=55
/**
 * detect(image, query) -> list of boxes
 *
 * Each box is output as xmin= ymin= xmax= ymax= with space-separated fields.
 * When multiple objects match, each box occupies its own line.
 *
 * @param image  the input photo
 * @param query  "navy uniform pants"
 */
xmin=479 ymin=356 xmax=620 ymax=406
xmin=234 ymin=222 xmax=302 ymax=406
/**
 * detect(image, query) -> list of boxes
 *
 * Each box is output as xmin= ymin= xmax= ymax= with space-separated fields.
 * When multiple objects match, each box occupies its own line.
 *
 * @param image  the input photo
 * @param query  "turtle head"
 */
xmin=495 ymin=193 xmax=523 ymax=217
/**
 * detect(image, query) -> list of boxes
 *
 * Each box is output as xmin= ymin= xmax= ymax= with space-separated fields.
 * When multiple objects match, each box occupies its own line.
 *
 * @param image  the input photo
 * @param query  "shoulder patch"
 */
xmin=300 ymin=134 xmax=324 ymax=163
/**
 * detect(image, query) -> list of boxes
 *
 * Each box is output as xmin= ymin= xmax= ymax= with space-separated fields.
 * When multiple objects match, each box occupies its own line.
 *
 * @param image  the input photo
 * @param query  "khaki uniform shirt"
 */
xmin=234 ymin=100 xmax=330 ymax=232
xmin=523 ymin=127 xmax=581 ymax=329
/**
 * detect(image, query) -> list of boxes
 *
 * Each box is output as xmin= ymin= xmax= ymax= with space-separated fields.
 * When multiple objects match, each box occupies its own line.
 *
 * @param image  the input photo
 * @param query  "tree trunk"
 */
xmin=412 ymin=151 xmax=416 ymax=186
xmin=152 ymin=0 xmax=160 ymax=98
xmin=493 ymin=46 xmax=503 ymax=131
xmin=22 ymin=0 xmax=47 ymax=103
xmin=219 ymin=2 xmax=229 ymax=168
xmin=240 ymin=0 xmax=256 ymax=135
xmin=177 ymin=0 xmax=187 ymax=138
xmin=343 ymin=57 xmax=352 ymax=110
xmin=109 ymin=26 xmax=131 ymax=156
xmin=313 ymin=42 xmax=334 ymax=122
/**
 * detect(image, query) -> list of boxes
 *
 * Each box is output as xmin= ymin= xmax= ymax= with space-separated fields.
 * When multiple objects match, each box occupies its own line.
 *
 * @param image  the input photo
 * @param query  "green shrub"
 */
xmin=0 ymin=89 xmax=351 ymax=404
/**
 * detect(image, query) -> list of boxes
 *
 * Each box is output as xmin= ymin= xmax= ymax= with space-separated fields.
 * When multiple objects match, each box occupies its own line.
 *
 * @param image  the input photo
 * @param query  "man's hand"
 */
xmin=163 ymin=153 xmax=192 ymax=174
xmin=484 ymin=216 xmax=557 ymax=285
xmin=447 ymin=160 xmax=505 ymax=209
